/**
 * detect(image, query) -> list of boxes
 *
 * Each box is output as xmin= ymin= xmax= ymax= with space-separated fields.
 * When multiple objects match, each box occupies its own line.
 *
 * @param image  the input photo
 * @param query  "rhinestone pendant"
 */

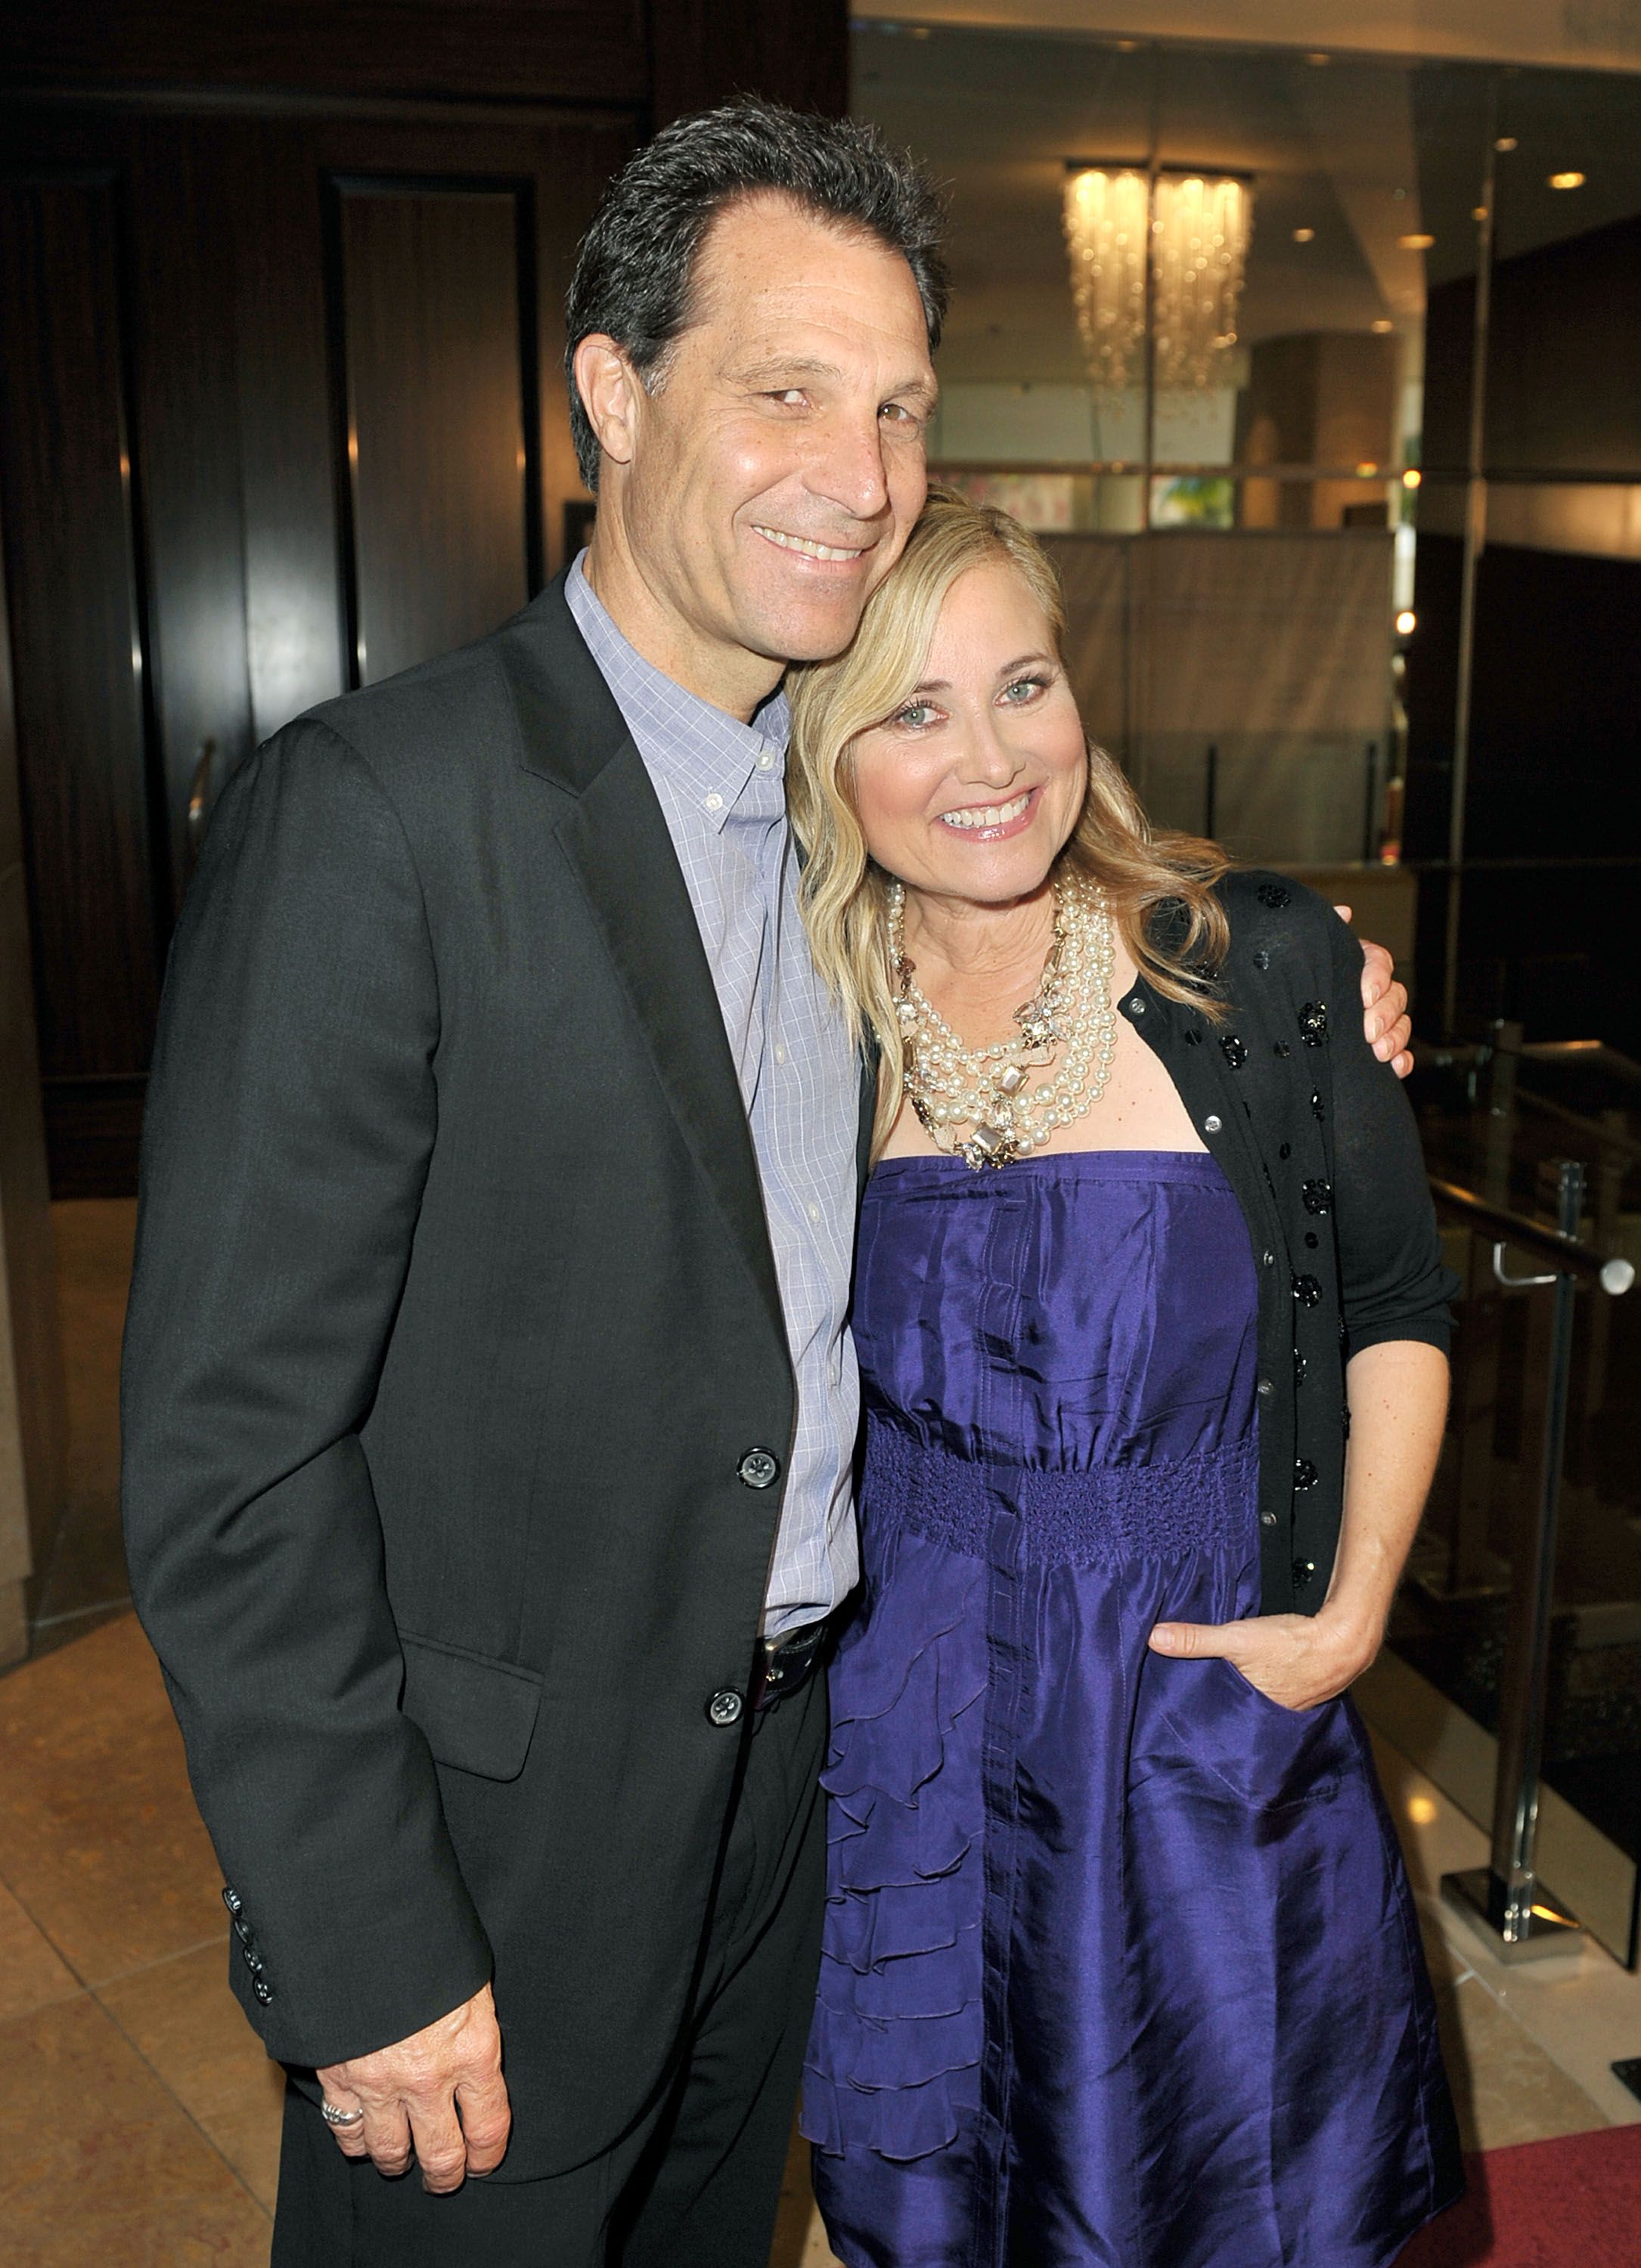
xmin=997 ymin=1064 xmax=1026 ymax=1096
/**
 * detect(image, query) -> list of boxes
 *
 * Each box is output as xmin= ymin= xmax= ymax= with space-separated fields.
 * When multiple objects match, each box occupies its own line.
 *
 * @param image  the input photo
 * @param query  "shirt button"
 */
xmin=807 ymin=1201 xmax=820 ymax=1223
xmin=707 ymin=1689 xmax=744 ymax=1727
xmin=758 ymin=751 xmax=776 ymax=770
xmin=703 ymin=792 xmax=723 ymax=812
xmin=775 ymin=1043 xmax=786 ymax=1064
xmin=1203 ymin=1114 xmax=1222 ymax=1135
xmin=738 ymin=1447 xmax=780 ymax=1489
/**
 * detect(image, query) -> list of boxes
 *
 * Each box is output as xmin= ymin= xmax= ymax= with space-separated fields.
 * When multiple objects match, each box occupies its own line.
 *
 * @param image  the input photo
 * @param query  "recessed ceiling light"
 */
xmin=1305 ymin=51 xmax=1330 ymax=65
xmin=1494 ymin=136 xmax=1518 ymax=153
xmin=1356 ymin=462 xmax=1379 ymax=478
xmin=1112 ymin=37 xmax=1140 ymax=51
xmin=1549 ymin=170 xmax=1586 ymax=189
xmin=1292 ymin=227 xmax=1316 ymax=243
xmin=1472 ymin=205 xmax=1489 ymax=221
xmin=1371 ymin=318 xmax=1395 ymax=333
xmin=1396 ymin=609 xmax=1417 ymax=634
xmin=1402 ymin=469 xmax=1422 ymax=488
xmin=1398 ymin=232 xmax=1435 ymax=250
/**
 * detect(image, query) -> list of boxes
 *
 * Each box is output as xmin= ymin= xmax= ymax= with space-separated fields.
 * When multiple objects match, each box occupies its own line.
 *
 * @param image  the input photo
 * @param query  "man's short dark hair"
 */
xmin=564 ymin=100 xmax=949 ymax=491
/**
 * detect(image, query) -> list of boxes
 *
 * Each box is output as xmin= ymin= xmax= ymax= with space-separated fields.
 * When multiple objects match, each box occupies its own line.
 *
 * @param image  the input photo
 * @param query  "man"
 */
xmin=122 ymin=100 xmax=1413 ymax=2267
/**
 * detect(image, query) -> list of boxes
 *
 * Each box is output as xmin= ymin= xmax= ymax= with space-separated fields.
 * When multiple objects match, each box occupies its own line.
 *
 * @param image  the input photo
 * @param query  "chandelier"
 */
xmin=1062 ymin=167 xmax=1252 ymax=395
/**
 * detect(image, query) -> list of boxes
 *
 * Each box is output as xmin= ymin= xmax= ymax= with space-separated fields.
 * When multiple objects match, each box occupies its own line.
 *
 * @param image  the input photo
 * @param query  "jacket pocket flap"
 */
xmin=399 ymin=1633 xmax=544 ymax=1783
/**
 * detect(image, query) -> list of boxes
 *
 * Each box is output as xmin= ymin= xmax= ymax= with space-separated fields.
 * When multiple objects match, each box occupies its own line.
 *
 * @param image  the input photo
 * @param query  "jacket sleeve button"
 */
xmin=737 ymin=1448 xmax=780 ymax=1489
xmin=222 ymin=1886 xmax=243 ymax=1918
xmin=252 ymin=1978 xmax=275 ymax=2005
xmin=707 ymin=1689 xmax=745 ymax=1727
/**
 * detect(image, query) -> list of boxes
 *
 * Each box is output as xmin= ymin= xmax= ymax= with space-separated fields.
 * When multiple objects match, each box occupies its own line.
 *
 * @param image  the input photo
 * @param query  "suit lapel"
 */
xmin=495 ymin=578 xmax=786 ymax=1346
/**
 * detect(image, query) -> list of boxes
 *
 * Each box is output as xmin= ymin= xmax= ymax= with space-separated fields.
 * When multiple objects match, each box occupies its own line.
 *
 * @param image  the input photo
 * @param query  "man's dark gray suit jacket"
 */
xmin=120 ymin=572 xmax=869 ymax=2180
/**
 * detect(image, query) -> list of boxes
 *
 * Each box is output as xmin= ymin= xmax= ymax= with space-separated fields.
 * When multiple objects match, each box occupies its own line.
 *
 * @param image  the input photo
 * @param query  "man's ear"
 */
xmin=573 ymin=335 xmax=641 ymax=472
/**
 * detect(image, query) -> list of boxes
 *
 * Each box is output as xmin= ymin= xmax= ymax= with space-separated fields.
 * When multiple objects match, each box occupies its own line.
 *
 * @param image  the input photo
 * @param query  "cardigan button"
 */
xmin=1257 ymin=1377 xmax=1274 ymax=1398
xmin=1203 ymin=1114 xmax=1222 ymax=1135
xmin=1128 ymin=996 xmax=1146 ymax=1015
xmin=1261 ymin=1509 xmax=1278 ymax=1526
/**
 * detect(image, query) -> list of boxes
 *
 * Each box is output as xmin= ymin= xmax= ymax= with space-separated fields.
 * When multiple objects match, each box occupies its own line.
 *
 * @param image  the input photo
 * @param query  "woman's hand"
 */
xmin=1146 ymin=1606 xmax=1381 ymax=1712
xmin=1333 ymin=904 xmax=1413 ymax=1077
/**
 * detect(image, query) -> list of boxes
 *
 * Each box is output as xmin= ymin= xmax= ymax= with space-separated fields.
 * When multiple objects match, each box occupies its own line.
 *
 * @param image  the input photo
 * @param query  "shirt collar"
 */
xmin=565 ymin=552 xmax=789 ymax=832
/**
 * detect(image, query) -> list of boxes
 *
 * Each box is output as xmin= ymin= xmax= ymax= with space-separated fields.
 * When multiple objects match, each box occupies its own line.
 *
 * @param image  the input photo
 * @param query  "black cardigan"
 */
xmin=1125 ymin=870 xmax=1457 ymax=1616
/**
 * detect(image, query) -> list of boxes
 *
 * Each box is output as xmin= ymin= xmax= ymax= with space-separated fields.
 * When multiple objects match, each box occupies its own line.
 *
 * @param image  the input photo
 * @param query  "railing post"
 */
xmin=1447 ymin=1019 xmax=1522 ymax=1593
xmin=1443 ymin=1159 xmax=1586 ymax=1959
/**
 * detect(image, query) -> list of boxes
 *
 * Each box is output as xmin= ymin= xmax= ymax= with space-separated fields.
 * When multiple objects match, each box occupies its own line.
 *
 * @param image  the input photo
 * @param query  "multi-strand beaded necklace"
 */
xmin=887 ymin=866 xmax=1118 ymax=1170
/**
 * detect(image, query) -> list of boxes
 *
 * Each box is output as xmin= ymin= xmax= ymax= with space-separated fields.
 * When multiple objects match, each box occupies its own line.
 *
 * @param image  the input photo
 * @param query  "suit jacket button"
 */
xmin=252 ymin=1978 xmax=274 ymax=2004
xmin=707 ymin=1689 xmax=744 ymax=1727
xmin=737 ymin=1448 xmax=780 ymax=1489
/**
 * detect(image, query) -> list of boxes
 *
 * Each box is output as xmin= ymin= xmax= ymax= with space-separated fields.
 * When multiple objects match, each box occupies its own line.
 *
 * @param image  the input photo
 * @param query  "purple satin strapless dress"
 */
xmin=802 ymin=1151 xmax=1460 ymax=2268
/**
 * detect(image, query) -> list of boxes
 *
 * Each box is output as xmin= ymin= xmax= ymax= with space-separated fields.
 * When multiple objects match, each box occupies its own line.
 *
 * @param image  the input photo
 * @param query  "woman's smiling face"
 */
xmin=848 ymin=562 xmax=1089 ymax=911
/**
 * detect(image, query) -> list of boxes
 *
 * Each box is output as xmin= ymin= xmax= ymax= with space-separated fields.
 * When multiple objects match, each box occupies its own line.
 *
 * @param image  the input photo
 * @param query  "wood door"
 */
xmin=0 ymin=100 xmax=636 ymax=1192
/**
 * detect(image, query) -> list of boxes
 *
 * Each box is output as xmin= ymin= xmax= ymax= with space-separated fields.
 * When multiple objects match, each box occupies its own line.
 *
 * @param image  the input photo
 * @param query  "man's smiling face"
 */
xmin=587 ymin=191 xmax=937 ymax=703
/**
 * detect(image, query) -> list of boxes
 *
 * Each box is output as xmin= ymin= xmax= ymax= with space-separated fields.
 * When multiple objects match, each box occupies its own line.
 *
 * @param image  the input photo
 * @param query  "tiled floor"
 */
xmin=4 ymin=1198 xmax=1638 ymax=2265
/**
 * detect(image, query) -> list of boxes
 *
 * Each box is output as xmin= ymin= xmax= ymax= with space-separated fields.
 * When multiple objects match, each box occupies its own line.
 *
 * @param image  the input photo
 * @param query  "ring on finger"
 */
xmin=321 ymin=2099 xmax=365 ymax=2128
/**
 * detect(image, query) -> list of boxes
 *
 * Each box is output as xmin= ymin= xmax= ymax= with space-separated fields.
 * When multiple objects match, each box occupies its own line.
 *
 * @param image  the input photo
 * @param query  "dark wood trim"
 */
xmin=0 ymin=2 xmax=651 ymax=111
xmin=42 ymin=1077 xmax=146 ymax=1199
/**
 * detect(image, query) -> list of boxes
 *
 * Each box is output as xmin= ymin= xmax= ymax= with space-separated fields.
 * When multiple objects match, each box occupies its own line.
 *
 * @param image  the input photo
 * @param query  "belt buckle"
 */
xmin=753 ymin=1619 xmax=826 ymax=1712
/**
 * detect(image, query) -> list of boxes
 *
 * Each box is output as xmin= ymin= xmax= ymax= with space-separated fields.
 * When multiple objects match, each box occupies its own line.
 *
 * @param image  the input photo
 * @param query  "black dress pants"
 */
xmin=271 ymin=1672 xmax=827 ymax=2268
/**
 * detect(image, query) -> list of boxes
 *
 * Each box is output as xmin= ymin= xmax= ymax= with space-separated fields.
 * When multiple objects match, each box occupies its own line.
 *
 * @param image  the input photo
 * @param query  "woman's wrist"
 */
xmin=1312 ymin=1599 xmax=1385 ymax=1683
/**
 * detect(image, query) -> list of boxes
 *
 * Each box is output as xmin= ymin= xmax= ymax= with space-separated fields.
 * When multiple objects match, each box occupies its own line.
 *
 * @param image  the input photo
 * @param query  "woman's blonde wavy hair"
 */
xmin=786 ymin=488 xmax=1231 ymax=1155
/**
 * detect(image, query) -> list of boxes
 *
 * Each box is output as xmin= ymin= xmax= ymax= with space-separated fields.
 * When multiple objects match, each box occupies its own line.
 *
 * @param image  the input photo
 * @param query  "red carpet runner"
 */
xmin=1399 ymin=2124 xmax=1641 ymax=2266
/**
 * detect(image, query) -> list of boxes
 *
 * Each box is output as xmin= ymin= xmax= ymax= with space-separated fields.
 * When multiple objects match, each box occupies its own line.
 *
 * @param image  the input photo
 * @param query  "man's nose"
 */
xmin=808 ymin=409 xmax=892 ymax=525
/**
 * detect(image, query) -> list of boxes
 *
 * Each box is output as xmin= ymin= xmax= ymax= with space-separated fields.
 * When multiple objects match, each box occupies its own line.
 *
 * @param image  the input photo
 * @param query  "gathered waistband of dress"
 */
xmin=862 ymin=1410 xmax=1259 ymax=1567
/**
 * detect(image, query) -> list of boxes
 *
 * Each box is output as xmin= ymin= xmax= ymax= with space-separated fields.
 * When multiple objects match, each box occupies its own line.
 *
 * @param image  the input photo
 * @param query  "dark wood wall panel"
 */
xmin=339 ymin=184 xmax=533 ymax=686
xmin=0 ymin=0 xmax=648 ymax=107
xmin=125 ymin=116 xmax=255 ymax=909
xmin=230 ymin=120 xmax=349 ymax=745
xmin=0 ymin=176 xmax=160 ymax=1082
xmin=651 ymin=0 xmax=849 ymax=122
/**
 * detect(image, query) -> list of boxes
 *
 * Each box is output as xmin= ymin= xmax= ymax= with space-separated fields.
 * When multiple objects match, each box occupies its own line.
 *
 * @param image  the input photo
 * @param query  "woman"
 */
xmin=787 ymin=491 xmax=1463 ymax=2268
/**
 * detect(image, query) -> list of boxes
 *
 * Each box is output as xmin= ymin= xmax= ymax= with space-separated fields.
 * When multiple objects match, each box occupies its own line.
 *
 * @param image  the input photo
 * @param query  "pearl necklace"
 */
xmin=888 ymin=869 xmax=1118 ymax=1170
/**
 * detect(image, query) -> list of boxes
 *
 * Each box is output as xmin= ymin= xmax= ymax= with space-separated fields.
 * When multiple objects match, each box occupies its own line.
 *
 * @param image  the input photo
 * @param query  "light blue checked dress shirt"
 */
xmin=566 ymin=556 xmax=861 ymax=1635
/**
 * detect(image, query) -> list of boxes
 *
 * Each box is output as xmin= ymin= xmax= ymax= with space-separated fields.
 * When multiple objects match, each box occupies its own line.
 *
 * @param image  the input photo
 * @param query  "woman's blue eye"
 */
xmin=1002 ymin=675 xmax=1047 ymax=704
xmin=895 ymin=702 xmax=937 ymax=729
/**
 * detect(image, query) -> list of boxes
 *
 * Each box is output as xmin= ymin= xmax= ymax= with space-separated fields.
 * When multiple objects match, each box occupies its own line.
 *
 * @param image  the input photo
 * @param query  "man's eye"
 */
xmin=768 ymin=389 xmax=807 ymax=407
xmin=881 ymin=402 xmax=924 ymax=427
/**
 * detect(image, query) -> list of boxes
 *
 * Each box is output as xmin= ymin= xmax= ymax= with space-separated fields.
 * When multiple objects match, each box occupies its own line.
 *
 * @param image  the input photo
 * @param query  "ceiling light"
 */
xmin=1472 ymin=206 xmax=1489 ymax=221
xmin=1063 ymin=167 xmax=1252 ymax=395
xmin=1402 ymin=469 xmax=1422 ymax=488
xmin=1292 ymin=226 xmax=1315 ymax=243
xmin=1549 ymin=170 xmax=1585 ymax=189
xmin=1398 ymin=232 xmax=1435 ymax=250
xmin=1305 ymin=51 xmax=1330 ymax=65
xmin=1494 ymin=136 xmax=1518 ymax=153
xmin=1356 ymin=462 xmax=1379 ymax=478
xmin=1395 ymin=609 xmax=1416 ymax=634
xmin=1371 ymin=318 xmax=1394 ymax=333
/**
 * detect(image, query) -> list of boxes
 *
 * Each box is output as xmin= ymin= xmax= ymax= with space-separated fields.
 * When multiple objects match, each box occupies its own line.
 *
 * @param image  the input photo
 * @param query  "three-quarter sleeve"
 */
xmin=1320 ymin=907 xmax=1460 ymax=1359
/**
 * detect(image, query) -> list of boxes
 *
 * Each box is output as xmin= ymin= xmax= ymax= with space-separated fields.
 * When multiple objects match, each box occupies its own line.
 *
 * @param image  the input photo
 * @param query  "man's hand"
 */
xmin=1146 ymin=1606 xmax=1379 ymax=1712
xmin=1334 ymin=904 xmax=1413 ymax=1078
xmin=316 ymin=1981 xmax=510 ymax=2190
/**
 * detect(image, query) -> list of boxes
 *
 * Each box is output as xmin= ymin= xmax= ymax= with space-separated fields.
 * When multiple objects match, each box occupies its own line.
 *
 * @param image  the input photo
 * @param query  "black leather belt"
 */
xmin=749 ymin=1609 xmax=842 ymax=1712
